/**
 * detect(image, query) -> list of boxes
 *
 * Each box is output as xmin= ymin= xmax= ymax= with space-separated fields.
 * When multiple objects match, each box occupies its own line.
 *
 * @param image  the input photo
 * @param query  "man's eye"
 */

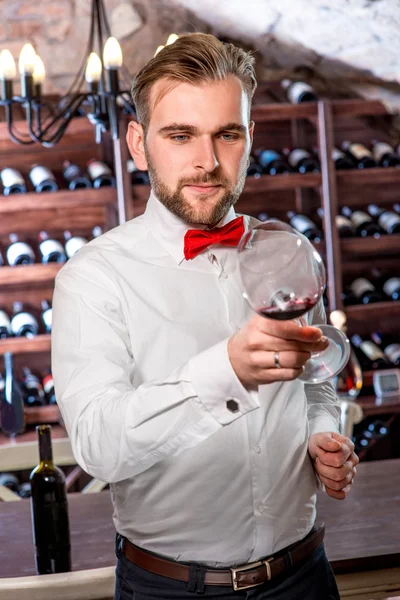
xmin=220 ymin=134 xmax=238 ymax=141
xmin=171 ymin=135 xmax=189 ymax=142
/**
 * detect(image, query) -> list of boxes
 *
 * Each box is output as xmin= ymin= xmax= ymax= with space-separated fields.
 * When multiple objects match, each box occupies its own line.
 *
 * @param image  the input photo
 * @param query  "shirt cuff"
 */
xmin=308 ymin=416 xmax=341 ymax=438
xmin=188 ymin=338 xmax=260 ymax=425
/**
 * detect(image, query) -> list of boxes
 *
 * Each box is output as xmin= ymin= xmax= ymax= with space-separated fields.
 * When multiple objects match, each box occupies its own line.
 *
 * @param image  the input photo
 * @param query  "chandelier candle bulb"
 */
xmin=85 ymin=52 xmax=102 ymax=92
xmin=104 ymin=38 xmax=122 ymax=93
xmin=32 ymin=55 xmax=45 ymax=98
xmin=19 ymin=43 xmax=36 ymax=98
xmin=0 ymin=50 xmax=16 ymax=100
xmin=154 ymin=45 xmax=164 ymax=57
xmin=166 ymin=33 xmax=179 ymax=45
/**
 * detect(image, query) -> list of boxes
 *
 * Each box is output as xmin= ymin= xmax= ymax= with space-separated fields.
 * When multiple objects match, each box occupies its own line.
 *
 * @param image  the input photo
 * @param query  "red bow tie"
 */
xmin=184 ymin=216 xmax=245 ymax=260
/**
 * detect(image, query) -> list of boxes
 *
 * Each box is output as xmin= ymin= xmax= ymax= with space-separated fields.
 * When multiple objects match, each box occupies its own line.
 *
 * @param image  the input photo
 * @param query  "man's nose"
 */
xmin=193 ymin=137 xmax=219 ymax=173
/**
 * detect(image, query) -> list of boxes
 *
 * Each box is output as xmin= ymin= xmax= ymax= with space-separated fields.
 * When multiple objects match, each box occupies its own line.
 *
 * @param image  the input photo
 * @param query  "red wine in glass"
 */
xmin=258 ymin=296 xmax=318 ymax=321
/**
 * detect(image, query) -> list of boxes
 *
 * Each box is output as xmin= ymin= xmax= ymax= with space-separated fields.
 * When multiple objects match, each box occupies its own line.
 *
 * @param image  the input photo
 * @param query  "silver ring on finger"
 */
xmin=274 ymin=351 xmax=282 ymax=368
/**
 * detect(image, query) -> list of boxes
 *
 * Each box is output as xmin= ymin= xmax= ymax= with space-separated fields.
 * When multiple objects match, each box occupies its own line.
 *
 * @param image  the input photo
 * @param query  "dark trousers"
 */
xmin=114 ymin=535 xmax=340 ymax=600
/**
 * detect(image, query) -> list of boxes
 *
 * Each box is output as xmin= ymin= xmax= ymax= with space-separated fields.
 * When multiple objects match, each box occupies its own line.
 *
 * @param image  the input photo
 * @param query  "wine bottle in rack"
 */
xmin=287 ymin=211 xmax=323 ymax=242
xmin=255 ymin=149 xmax=292 ymax=175
xmin=341 ymin=141 xmax=376 ymax=169
xmin=10 ymin=302 xmax=40 ymax=338
xmin=367 ymin=204 xmax=400 ymax=234
xmin=381 ymin=276 xmax=400 ymax=301
xmin=22 ymin=367 xmax=46 ymax=407
xmin=92 ymin=225 xmax=103 ymax=239
xmin=351 ymin=334 xmax=392 ymax=370
xmin=285 ymin=148 xmax=320 ymax=174
xmin=341 ymin=207 xmax=383 ymax=238
xmin=330 ymin=310 xmax=363 ymax=398
xmin=0 ymin=168 xmax=27 ymax=195
xmin=371 ymin=141 xmax=400 ymax=168
xmin=62 ymin=160 xmax=92 ymax=190
xmin=42 ymin=367 xmax=56 ymax=405
xmin=332 ymin=148 xmax=354 ymax=170
xmin=371 ymin=332 xmax=400 ymax=366
xmin=87 ymin=159 xmax=116 ymax=188
xmin=6 ymin=233 xmax=36 ymax=265
xmin=246 ymin=156 xmax=263 ymax=178
xmin=63 ymin=230 xmax=88 ymax=259
xmin=30 ymin=424 xmax=71 ymax=574
xmin=38 ymin=231 xmax=67 ymax=264
xmin=0 ymin=308 xmax=12 ymax=338
xmin=29 ymin=165 xmax=59 ymax=193
xmin=40 ymin=300 xmax=52 ymax=333
xmin=281 ymin=79 xmax=318 ymax=103
xmin=317 ymin=207 xmax=355 ymax=238
xmin=0 ymin=473 xmax=19 ymax=492
xmin=347 ymin=277 xmax=385 ymax=304
xmin=18 ymin=482 xmax=32 ymax=498
xmin=126 ymin=159 xmax=150 ymax=185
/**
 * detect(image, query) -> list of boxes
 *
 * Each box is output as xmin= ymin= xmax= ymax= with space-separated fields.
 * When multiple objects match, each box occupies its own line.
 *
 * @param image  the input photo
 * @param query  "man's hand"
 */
xmin=308 ymin=431 xmax=359 ymax=500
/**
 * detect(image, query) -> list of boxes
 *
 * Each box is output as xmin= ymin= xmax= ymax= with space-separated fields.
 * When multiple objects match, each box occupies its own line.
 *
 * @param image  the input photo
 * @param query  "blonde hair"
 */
xmin=131 ymin=32 xmax=257 ymax=133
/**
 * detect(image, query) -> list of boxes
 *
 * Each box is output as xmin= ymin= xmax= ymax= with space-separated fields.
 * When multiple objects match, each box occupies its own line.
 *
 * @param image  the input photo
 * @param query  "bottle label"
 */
xmin=373 ymin=142 xmax=394 ymax=162
xmin=1 ymin=168 xmax=25 ymax=187
xmin=29 ymin=166 xmax=56 ymax=187
xmin=359 ymin=341 xmax=385 ymax=361
xmin=383 ymin=277 xmax=400 ymax=297
xmin=379 ymin=212 xmax=400 ymax=232
xmin=87 ymin=161 xmax=112 ymax=180
xmin=65 ymin=236 xmax=88 ymax=258
xmin=350 ymin=210 xmax=373 ymax=228
xmin=287 ymin=82 xmax=314 ymax=104
xmin=259 ymin=150 xmax=281 ymax=166
xmin=39 ymin=239 xmax=65 ymax=258
xmin=335 ymin=215 xmax=353 ymax=229
xmin=63 ymin=164 xmax=82 ymax=181
xmin=0 ymin=310 xmax=11 ymax=331
xmin=11 ymin=312 xmax=39 ymax=335
xmin=43 ymin=374 xmax=54 ymax=395
xmin=289 ymin=214 xmax=315 ymax=233
xmin=332 ymin=148 xmax=346 ymax=161
xmin=6 ymin=241 xmax=35 ymax=266
xmin=349 ymin=143 xmax=372 ymax=160
xmin=350 ymin=277 xmax=375 ymax=298
xmin=288 ymin=149 xmax=311 ymax=168
xmin=384 ymin=344 xmax=400 ymax=363
xmin=42 ymin=308 xmax=52 ymax=330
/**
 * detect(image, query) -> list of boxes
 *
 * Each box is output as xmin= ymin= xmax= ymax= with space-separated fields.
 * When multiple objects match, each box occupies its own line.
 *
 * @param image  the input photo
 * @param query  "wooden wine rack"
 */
xmin=0 ymin=96 xmax=399 ymax=457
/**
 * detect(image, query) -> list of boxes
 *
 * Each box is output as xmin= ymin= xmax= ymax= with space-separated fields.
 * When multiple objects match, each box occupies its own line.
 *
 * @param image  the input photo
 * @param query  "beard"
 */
xmin=144 ymin=145 xmax=248 ymax=227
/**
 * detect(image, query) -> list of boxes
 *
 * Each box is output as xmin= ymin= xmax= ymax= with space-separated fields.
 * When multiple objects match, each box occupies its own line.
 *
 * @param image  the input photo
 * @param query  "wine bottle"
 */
xmin=341 ymin=207 xmax=383 ymax=238
xmin=286 ymin=148 xmax=320 ymax=174
xmin=330 ymin=310 xmax=363 ymax=398
xmin=10 ymin=302 xmax=39 ymax=338
xmin=126 ymin=159 xmax=150 ymax=184
xmin=246 ymin=156 xmax=263 ymax=178
xmin=18 ymin=482 xmax=32 ymax=498
xmin=281 ymin=79 xmax=318 ymax=103
xmin=371 ymin=141 xmax=400 ymax=167
xmin=381 ymin=276 xmax=400 ymax=301
xmin=332 ymin=148 xmax=354 ymax=170
xmin=287 ymin=211 xmax=323 ymax=242
xmin=22 ymin=367 xmax=46 ymax=407
xmin=341 ymin=141 xmax=376 ymax=169
xmin=0 ymin=167 xmax=27 ymax=195
xmin=6 ymin=233 xmax=36 ymax=265
xmin=29 ymin=165 xmax=59 ymax=193
xmin=371 ymin=332 xmax=400 ymax=366
xmin=38 ymin=231 xmax=67 ymax=264
xmin=0 ymin=308 xmax=12 ymax=338
xmin=41 ymin=299 xmax=52 ymax=333
xmin=1 ymin=352 xmax=25 ymax=435
xmin=92 ymin=225 xmax=103 ymax=239
xmin=351 ymin=334 xmax=392 ymax=370
xmin=62 ymin=160 xmax=92 ymax=190
xmin=0 ymin=473 xmax=20 ymax=492
xmin=30 ymin=424 xmax=71 ymax=574
xmin=367 ymin=204 xmax=400 ymax=234
xmin=63 ymin=230 xmax=88 ymax=259
xmin=87 ymin=159 xmax=116 ymax=188
xmin=317 ymin=207 xmax=355 ymax=238
xmin=255 ymin=149 xmax=291 ymax=175
xmin=42 ymin=367 xmax=56 ymax=405
xmin=348 ymin=277 xmax=384 ymax=304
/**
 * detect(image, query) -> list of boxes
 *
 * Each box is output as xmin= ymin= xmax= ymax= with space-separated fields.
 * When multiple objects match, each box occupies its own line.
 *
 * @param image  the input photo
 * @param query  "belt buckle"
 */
xmin=230 ymin=557 xmax=273 ymax=591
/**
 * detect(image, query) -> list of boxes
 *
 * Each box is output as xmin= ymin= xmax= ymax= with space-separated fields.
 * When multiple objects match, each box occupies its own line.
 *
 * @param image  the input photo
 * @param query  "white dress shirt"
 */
xmin=51 ymin=190 xmax=341 ymax=567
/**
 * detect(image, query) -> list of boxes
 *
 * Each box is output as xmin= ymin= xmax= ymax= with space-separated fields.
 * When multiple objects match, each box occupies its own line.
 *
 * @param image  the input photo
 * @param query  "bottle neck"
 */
xmin=37 ymin=426 xmax=54 ymax=465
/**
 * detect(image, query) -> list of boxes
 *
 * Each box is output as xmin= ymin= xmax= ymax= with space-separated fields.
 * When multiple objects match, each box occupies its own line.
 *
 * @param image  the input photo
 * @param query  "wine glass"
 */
xmin=236 ymin=220 xmax=350 ymax=384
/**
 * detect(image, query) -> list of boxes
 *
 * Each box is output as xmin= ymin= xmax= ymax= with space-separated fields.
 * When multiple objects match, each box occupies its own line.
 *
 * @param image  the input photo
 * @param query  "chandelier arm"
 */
xmin=33 ymin=93 xmax=88 ymax=140
xmin=98 ymin=0 xmax=112 ymax=37
xmin=118 ymin=93 xmax=137 ymax=118
xmin=5 ymin=103 xmax=37 ymax=145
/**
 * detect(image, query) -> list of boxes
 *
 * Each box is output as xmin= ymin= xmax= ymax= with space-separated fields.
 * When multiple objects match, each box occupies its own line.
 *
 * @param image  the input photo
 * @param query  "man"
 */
xmin=52 ymin=32 xmax=358 ymax=599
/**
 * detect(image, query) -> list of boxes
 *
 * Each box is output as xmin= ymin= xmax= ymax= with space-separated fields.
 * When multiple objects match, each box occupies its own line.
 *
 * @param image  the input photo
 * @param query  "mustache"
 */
xmin=179 ymin=175 xmax=229 ymax=187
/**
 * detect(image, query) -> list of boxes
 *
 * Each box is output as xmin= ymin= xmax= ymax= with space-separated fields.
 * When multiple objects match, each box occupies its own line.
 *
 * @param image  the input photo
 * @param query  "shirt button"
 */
xmin=226 ymin=399 xmax=239 ymax=413
xmin=255 ymin=446 xmax=261 ymax=454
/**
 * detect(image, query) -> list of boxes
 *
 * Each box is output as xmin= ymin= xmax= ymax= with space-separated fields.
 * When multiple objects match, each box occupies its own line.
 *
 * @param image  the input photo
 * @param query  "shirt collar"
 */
xmin=143 ymin=189 xmax=244 ymax=265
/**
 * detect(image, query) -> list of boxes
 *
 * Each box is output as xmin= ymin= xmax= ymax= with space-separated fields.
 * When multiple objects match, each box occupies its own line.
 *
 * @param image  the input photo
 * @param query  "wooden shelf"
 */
xmin=251 ymin=98 xmax=387 ymax=122
xmin=0 ymin=423 xmax=66 ymax=445
xmin=0 ymin=334 xmax=51 ymax=356
xmin=341 ymin=234 xmax=400 ymax=257
xmin=345 ymin=302 xmax=400 ymax=336
xmin=357 ymin=395 xmax=400 ymax=417
xmin=0 ymin=263 xmax=62 ymax=286
xmin=337 ymin=166 xmax=400 ymax=187
xmin=0 ymin=186 xmax=116 ymax=214
xmin=24 ymin=404 xmax=59 ymax=425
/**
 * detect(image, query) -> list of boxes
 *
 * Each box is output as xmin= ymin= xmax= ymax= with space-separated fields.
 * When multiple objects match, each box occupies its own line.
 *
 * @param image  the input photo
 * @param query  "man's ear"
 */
xmin=126 ymin=121 xmax=148 ymax=171
xmin=249 ymin=120 xmax=255 ymax=150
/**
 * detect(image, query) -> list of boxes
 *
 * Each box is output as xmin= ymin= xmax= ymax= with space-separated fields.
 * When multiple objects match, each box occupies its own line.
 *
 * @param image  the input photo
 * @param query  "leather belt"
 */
xmin=122 ymin=523 xmax=325 ymax=592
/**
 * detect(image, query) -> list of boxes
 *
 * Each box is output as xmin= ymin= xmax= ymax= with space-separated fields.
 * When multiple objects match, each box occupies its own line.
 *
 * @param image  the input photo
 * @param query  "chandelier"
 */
xmin=0 ymin=0 xmax=137 ymax=148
